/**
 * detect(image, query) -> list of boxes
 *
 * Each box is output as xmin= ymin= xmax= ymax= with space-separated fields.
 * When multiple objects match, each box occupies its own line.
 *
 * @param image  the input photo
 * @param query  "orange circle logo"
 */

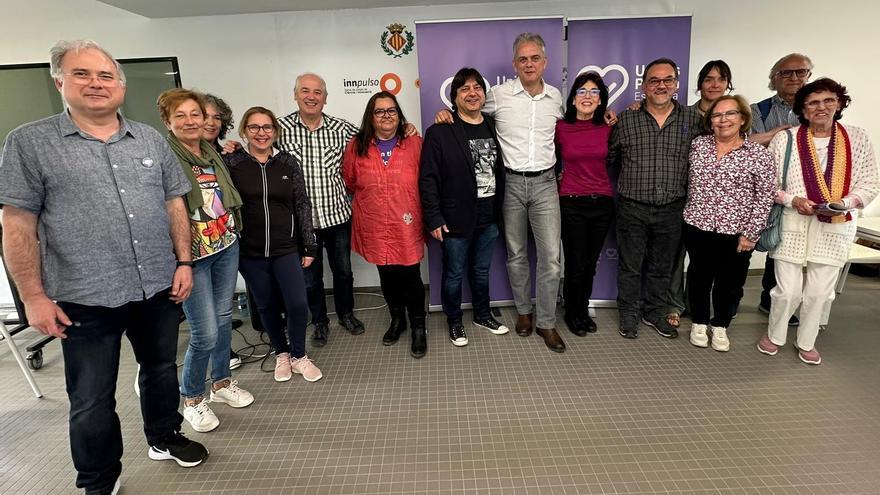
xmin=380 ymin=73 xmax=402 ymax=95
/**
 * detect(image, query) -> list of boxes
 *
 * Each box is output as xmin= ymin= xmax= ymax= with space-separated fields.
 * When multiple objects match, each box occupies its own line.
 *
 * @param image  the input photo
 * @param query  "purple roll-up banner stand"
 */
xmin=415 ymin=17 xmax=564 ymax=312
xmin=565 ymin=15 xmax=693 ymax=305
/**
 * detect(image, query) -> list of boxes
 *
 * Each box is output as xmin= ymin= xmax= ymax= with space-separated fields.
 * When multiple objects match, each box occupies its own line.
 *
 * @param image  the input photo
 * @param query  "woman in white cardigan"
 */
xmin=757 ymin=78 xmax=879 ymax=365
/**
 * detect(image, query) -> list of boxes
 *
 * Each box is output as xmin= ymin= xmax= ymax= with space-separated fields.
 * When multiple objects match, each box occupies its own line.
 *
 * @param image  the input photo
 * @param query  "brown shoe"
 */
xmin=515 ymin=313 xmax=533 ymax=337
xmin=536 ymin=327 xmax=566 ymax=353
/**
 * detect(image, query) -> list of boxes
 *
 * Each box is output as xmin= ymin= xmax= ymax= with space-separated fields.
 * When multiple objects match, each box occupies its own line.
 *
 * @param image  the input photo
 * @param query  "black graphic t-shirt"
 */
xmin=462 ymin=120 xmax=497 ymax=229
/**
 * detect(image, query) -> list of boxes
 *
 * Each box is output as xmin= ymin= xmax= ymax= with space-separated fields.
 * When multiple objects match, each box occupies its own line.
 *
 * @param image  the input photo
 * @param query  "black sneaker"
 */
xmin=312 ymin=322 xmax=329 ymax=347
xmin=564 ymin=315 xmax=588 ymax=337
xmin=148 ymin=431 xmax=208 ymax=468
xmin=473 ymin=316 xmax=510 ymax=335
xmin=229 ymin=350 xmax=241 ymax=370
xmin=641 ymin=316 xmax=679 ymax=339
xmin=618 ymin=314 xmax=638 ymax=339
xmin=448 ymin=324 xmax=468 ymax=347
xmin=788 ymin=314 xmax=800 ymax=327
xmin=757 ymin=303 xmax=771 ymax=315
xmin=339 ymin=313 xmax=365 ymax=335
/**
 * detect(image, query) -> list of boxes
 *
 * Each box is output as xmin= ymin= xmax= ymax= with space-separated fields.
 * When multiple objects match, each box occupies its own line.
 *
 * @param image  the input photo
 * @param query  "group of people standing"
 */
xmin=0 ymin=36 xmax=878 ymax=495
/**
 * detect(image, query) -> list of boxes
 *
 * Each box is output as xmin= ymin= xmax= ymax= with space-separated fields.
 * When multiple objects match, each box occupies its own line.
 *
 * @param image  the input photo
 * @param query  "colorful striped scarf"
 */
xmin=797 ymin=123 xmax=852 ymax=223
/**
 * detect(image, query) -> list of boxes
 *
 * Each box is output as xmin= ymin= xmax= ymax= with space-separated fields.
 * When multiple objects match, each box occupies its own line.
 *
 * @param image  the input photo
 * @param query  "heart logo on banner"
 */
xmin=578 ymin=64 xmax=629 ymax=105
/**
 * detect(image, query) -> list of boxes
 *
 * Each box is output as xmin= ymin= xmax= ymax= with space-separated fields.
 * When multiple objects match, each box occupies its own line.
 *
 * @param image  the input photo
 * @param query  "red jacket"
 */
xmin=343 ymin=135 xmax=424 ymax=266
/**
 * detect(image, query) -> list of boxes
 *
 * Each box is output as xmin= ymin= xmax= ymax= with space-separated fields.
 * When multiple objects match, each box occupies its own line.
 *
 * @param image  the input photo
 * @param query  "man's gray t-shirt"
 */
xmin=0 ymin=111 xmax=191 ymax=307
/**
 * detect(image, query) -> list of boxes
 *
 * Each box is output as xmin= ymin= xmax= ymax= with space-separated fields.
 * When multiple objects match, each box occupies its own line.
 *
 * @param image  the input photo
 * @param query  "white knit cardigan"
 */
xmin=769 ymin=124 xmax=880 ymax=267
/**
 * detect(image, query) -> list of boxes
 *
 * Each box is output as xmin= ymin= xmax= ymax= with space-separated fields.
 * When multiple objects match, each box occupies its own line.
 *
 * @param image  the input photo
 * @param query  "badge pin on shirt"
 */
xmin=142 ymin=158 xmax=154 ymax=168
xmin=402 ymin=212 xmax=413 ymax=225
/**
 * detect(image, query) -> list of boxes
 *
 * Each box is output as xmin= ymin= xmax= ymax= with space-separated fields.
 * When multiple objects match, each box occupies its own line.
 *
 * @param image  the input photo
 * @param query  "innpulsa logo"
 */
xmin=342 ymin=73 xmax=402 ymax=96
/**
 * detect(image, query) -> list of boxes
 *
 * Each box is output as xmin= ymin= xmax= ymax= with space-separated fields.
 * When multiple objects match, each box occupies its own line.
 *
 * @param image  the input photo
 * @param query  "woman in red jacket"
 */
xmin=343 ymin=91 xmax=426 ymax=358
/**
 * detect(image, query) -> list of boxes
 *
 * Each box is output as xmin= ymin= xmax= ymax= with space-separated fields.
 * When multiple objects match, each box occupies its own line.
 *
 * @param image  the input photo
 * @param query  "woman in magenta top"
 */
xmin=555 ymin=72 xmax=615 ymax=336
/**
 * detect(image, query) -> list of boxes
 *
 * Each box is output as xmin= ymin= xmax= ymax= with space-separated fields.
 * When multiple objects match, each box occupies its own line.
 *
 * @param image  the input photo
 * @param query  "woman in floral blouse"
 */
xmin=683 ymin=95 xmax=776 ymax=352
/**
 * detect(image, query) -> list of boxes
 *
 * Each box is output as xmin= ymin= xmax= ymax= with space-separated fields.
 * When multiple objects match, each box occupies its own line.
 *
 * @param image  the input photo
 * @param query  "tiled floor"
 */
xmin=2 ymin=275 xmax=880 ymax=494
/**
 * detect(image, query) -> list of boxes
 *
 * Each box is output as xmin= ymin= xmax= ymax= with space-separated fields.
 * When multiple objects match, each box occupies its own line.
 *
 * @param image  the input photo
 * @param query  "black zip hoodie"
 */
xmin=225 ymin=148 xmax=317 ymax=259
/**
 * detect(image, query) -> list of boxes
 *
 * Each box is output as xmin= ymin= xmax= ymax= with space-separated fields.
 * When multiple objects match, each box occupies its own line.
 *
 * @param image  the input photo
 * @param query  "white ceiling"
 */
xmin=98 ymin=0 xmax=514 ymax=18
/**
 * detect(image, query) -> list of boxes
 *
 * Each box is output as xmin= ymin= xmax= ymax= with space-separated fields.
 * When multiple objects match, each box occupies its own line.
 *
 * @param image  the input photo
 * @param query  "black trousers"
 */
xmin=760 ymin=256 xmax=776 ymax=309
xmin=560 ymin=195 xmax=614 ymax=318
xmin=376 ymin=264 xmax=426 ymax=321
xmin=684 ymin=224 xmax=752 ymax=328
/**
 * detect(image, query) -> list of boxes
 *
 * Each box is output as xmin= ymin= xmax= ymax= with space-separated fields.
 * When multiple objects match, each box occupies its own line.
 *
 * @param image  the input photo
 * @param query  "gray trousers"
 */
xmin=503 ymin=169 xmax=562 ymax=329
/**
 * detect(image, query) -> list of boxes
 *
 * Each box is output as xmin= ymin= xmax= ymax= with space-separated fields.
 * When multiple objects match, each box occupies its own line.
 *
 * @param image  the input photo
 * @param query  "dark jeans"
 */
xmin=760 ymin=256 xmax=777 ymax=309
xmin=684 ymin=224 xmax=752 ymax=328
xmin=239 ymin=252 xmax=309 ymax=358
xmin=377 ymin=264 xmax=426 ymax=321
xmin=303 ymin=220 xmax=355 ymax=324
xmin=616 ymin=196 xmax=685 ymax=320
xmin=441 ymin=223 xmax=499 ymax=324
xmin=58 ymin=289 xmax=183 ymax=492
xmin=560 ymin=195 xmax=615 ymax=319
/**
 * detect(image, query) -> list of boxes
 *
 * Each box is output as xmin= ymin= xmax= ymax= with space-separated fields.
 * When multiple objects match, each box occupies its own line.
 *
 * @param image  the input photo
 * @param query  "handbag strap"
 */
xmin=781 ymin=129 xmax=793 ymax=190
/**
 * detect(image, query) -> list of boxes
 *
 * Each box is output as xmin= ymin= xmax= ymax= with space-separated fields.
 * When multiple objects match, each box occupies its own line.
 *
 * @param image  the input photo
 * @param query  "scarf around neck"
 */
xmin=797 ymin=123 xmax=852 ymax=223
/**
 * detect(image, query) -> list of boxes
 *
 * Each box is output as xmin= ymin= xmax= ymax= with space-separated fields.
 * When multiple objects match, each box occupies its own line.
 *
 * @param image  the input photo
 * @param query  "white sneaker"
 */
xmin=689 ymin=323 xmax=709 ymax=348
xmin=291 ymin=355 xmax=323 ymax=382
xmin=711 ymin=326 xmax=730 ymax=352
xmin=183 ymin=399 xmax=220 ymax=432
xmin=210 ymin=380 xmax=254 ymax=408
xmin=274 ymin=352 xmax=293 ymax=382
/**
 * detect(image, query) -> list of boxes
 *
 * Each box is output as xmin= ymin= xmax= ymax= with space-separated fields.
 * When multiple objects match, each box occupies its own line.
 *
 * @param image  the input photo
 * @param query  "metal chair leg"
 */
xmin=0 ymin=321 xmax=43 ymax=398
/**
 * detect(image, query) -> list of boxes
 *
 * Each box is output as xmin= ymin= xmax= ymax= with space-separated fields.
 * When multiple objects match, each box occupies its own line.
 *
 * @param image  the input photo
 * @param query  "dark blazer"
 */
xmin=419 ymin=112 xmax=505 ymax=236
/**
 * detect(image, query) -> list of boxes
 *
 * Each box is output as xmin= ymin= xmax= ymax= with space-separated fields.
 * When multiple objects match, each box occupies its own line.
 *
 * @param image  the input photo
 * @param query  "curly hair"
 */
xmin=203 ymin=93 xmax=234 ymax=141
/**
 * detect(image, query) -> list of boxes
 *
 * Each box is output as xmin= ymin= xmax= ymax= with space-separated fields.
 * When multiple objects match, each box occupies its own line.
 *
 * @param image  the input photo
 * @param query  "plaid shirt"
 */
xmin=277 ymin=112 xmax=358 ymax=229
xmin=608 ymin=101 xmax=704 ymax=205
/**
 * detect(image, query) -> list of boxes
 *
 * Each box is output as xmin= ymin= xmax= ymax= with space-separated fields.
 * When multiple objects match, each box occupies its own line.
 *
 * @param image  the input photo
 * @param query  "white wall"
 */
xmin=2 ymin=0 xmax=879 ymax=288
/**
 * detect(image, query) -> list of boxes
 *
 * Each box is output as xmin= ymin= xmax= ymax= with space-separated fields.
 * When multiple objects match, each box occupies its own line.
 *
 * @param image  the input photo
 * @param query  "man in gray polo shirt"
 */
xmin=0 ymin=40 xmax=207 ymax=494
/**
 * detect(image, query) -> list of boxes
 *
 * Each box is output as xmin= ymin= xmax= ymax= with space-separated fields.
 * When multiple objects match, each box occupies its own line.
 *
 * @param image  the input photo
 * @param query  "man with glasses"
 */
xmin=750 ymin=53 xmax=814 ymax=324
xmin=0 ymin=40 xmax=207 ymax=494
xmin=608 ymin=57 xmax=703 ymax=340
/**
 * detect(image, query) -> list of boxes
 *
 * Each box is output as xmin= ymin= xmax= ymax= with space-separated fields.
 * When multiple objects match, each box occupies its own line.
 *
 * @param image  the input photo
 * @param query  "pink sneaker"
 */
xmin=757 ymin=334 xmax=779 ymax=356
xmin=274 ymin=352 xmax=292 ymax=382
xmin=290 ymin=355 xmax=323 ymax=382
xmin=797 ymin=346 xmax=822 ymax=365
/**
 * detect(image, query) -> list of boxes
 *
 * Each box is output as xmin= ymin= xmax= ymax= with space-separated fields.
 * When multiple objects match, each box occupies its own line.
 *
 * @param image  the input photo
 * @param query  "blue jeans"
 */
xmin=503 ymin=169 xmax=562 ymax=329
xmin=180 ymin=241 xmax=239 ymax=398
xmin=239 ymin=251 xmax=309 ymax=358
xmin=58 ymin=289 xmax=183 ymax=492
xmin=441 ymin=223 xmax=499 ymax=324
xmin=303 ymin=220 xmax=355 ymax=324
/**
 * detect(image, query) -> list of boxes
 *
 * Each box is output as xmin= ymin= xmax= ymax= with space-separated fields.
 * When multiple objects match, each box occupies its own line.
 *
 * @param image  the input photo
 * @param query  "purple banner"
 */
xmin=415 ymin=17 xmax=564 ymax=309
xmin=566 ymin=16 xmax=692 ymax=301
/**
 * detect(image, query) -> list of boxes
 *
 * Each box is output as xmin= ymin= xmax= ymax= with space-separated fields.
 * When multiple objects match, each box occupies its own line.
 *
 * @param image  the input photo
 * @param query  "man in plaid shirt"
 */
xmin=608 ymin=58 xmax=703 ymax=341
xmin=276 ymin=73 xmax=365 ymax=345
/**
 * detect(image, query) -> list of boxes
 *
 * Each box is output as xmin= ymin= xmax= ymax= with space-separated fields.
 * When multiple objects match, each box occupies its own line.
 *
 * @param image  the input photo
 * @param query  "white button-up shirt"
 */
xmin=484 ymin=77 xmax=564 ymax=172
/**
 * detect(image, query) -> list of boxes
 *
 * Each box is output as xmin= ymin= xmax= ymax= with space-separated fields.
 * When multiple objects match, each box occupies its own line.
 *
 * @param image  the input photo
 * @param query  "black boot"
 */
xmin=410 ymin=315 xmax=427 ymax=359
xmin=382 ymin=305 xmax=407 ymax=346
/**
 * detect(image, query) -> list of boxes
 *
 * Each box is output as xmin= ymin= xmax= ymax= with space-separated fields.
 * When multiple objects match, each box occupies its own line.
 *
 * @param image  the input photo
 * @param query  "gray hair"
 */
xmin=512 ymin=32 xmax=546 ymax=58
xmin=49 ymin=39 xmax=126 ymax=86
xmin=294 ymin=72 xmax=327 ymax=94
xmin=768 ymin=53 xmax=813 ymax=91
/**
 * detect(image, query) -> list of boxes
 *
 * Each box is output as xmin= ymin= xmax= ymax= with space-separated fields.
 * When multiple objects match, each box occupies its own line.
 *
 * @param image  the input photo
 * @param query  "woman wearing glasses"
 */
xmin=343 ymin=92 xmax=427 ymax=358
xmin=225 ymin=107 xmax=322 ymax=382
xmin=758 ymin=79 xmax=879 ymax=365
xmin=555 ymin=72 xmax=615 ymax=336
xmin=158 ymin=89 xmax=255 ymax=433
xmin=683 ymin=95 xmax=775 ymax=352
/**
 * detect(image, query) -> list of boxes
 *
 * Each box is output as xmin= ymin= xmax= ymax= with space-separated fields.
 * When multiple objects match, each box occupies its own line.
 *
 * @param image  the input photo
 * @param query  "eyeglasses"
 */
xmin=575 ymin=88 xmax=601 ymax=98
xmin=64 ymin=69 xmax=119 ymax=86
xmin=775 ymin=69 xmax=811 ymax=79
xmin=373 ymin=107 xmax=398 ymax=118
xmin=245 ymin=124 xmax=275 ymax=134
xmin=804 ymin=97 xmax=838 ymax=110
xmin=646 ymin=77 xmax=677 ymax=88
xmin=709 ymin=110 xmax=742 ymax=121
